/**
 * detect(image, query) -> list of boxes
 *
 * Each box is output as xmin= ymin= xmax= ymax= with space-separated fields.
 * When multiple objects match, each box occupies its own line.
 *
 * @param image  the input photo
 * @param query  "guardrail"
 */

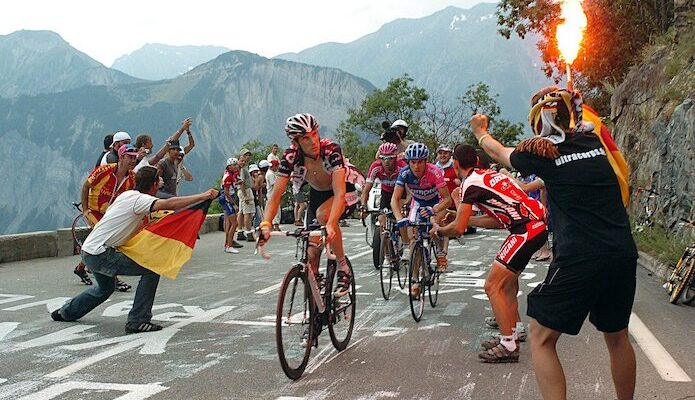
xmin=0 ymin=214 xmax=223 ymax=264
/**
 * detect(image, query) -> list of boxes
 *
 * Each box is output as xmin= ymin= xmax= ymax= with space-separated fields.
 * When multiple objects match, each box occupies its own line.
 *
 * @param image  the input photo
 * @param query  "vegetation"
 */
xmin=496 ymin=0 xmax=675 ymax=113
xmin=632 ymin=223 xmax=689 ymax=266
xmin=338 ymin=76 xmax=523 ymax=173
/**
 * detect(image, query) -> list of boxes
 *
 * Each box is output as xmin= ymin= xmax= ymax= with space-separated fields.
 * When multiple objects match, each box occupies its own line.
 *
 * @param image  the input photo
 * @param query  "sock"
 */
xmin=500 ymin=335 xmax=517 ymax=352
xmin=338 ymin=258 xmax=350 ymax=273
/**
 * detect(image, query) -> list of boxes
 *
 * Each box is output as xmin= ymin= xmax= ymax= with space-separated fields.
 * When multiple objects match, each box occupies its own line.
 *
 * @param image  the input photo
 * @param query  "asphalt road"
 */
xmin=0 ymin=223 xmax=694 ymax=399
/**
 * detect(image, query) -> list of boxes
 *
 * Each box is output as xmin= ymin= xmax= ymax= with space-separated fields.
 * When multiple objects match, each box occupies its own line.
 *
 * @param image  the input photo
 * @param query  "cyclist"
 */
xmin=360 ymin=142 xmax=407 ymax=266
xmin=260 ymin=113 xmax=354 ymax=297
xmin=434 ymin=144 xmax=548 ymax=363
xmin=220 ymin=157 xmax=242 ymax=253
xmin=391 ymin=142 xmax=451 ymax=298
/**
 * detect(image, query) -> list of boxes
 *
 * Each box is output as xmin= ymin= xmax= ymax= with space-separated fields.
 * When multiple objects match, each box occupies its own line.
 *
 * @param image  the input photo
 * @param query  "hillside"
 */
xmin=112 ymin=43 xmax=231 ymax=80
xmin=277 ymin=3 xmax=548 ymax=124
xmin=0 ymin=30 xmax=140 ymax=98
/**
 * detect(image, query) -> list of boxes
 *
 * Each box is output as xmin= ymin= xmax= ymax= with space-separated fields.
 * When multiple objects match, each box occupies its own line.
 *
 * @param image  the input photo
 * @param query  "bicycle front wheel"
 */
xmin=669 ymin=257 xmax=694 ymax=305
xmin=379 ymin=232 xmax=393 ymax=300
xmin=328 ymin=258 xmax=356 ymax=351
xmin=372 ymin=227 xmax=381 ymax=269
xmin=276 ymin=265 xmax=313 ymax=380
xmin=428 ymin=271 xmax=440 ymax=308
xmin=408 ymin=244 xmax=426 ymax=322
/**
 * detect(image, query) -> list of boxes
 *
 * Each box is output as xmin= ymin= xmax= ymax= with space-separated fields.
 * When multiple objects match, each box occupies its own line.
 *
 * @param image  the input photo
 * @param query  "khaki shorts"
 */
xmin=237 ymin=188 xmax=256 ymax=215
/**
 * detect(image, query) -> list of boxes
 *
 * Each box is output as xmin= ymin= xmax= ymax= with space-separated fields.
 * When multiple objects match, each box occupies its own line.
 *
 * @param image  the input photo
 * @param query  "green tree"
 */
xmin=496 ymin=0 xmax=674 ymax=113
xmin=239 ymin=139 xmax=272 ymax=165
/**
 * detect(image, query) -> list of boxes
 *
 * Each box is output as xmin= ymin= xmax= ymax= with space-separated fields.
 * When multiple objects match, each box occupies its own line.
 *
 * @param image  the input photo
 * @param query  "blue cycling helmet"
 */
xmin=405 ymin=142 xmax=429 ymax=160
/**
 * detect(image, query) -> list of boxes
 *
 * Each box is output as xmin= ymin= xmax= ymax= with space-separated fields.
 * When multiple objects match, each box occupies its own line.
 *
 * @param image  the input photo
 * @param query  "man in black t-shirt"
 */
xmin=472 ymin=87 xmax=637 ymax=400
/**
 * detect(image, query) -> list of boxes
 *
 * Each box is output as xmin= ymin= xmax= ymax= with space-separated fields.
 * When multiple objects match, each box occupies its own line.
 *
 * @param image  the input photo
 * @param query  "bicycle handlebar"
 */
xmin=255 ymin=228 xmax=330 ymax=260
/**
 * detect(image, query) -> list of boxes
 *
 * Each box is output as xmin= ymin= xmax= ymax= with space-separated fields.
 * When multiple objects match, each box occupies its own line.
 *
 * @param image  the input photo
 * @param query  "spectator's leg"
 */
xmin=529 ymin=319 xmax=566 ymax=400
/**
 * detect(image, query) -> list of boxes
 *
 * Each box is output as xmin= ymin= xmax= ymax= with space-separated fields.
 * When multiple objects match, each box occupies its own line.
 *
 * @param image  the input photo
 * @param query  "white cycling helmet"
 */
xmin=248 ymin=164 xmax=260 ymax=173
xmin=258 ymin=160 xmax=270 ymax=169
xmin=285 ymin=113 xmax=319 ymax=138
xmin=226 ymin=157 xmax=238 ymax=166
xmin=391 ymin=119 xmax=408 ymax=129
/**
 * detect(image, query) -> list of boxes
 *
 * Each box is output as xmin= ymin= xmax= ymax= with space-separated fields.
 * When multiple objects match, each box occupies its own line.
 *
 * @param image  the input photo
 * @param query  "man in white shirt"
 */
xmin=52 ymin=166 xmax=218 ymax=334
xmin=267 ymin=143 xmax=280 ymax=163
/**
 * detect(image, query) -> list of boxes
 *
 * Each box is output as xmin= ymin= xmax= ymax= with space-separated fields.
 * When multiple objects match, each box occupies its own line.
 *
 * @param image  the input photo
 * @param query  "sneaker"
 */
xmin=339 ymin=220 xmax=350 ymax=227
xmin=382 ymin=258 xmax=392 ymax=269
xmin=410 ymin=282 xmax=421 ymax=299
xmin=334 ymin=270 xmax=352 ymax=298
xmin=245 ymin=232 xmax=256 ymax=242
xmin=481 ymin=337 xmax=521 ymax=350
xmin=485 ymin=316 xmax=499 ymax=329
xmin=231 ymin=241 xmax=244 ymax=249
xmin=51 ymin=309 xmax=65 ymax=322
xmin=301 ymin=326 xmax=312 ymax=348
xmin=479 ymin=343 xmax=519 ymax=363
xmin=73 ymin=265 xmax=93 ymax=285
xmin=273 ymin=224 xmax=281 ymax=231
xmin=125 ymin=321 xmax=163 ymax=334
xmin=115 ymin=279 xmax=131 ymax=292
xmin=401 ymin=247 xmax=411 ymax=262
xmin=435 ymin=254 xmax=448 ymax=273
xmin=236 ymin=231 xmax=246 ymax=241
xmin=224 ymin=247 xmax=239 ymax=254
xmin=294 ymin=220 xmax=303 ymax=227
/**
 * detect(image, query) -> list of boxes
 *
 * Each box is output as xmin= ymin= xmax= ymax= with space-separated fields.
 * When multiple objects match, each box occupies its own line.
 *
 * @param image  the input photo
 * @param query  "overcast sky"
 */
xmin=1 ymin=0 xmax=488 ymax=66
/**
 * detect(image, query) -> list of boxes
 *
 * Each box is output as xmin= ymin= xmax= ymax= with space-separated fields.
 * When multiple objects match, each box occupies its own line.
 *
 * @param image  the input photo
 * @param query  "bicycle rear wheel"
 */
xmin=372 ymin=227 xmax=381 ymax=269
xmin=408 ymin=244 xmax=425 ymax=322
xmin=395 ymin=237 xmax=407 ymax=289
xmin=71 ymin=213 xmax=91 ymax=251
xmin=276 ymin=265 xmax=313 ymax=380
xmin=680 ymin=258 xmax=695 ymax=304
xmin=428 ymin=271 xmax=440 ymax=307
xmin=669 ymin=257 xmax=694 ymax=305
xmin=328 ymin=258 xmax=356 ymax=351
xmin=379 ymin=232 xmax=393 ymax=300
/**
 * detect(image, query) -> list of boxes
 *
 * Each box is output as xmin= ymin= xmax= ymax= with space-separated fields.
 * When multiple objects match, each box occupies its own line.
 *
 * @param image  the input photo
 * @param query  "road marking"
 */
xmin=629 ymin=312 xmax=691 ymax=382
xmin=350 ymin=249 xmax=373 ymax=261
xmin=0 ymin=294 xmax=34 ymax=305
xmin=224 ymin=320 xmax=276 ymax=327
xmin=3 ymin=297 xmax=70 ymax=312
xmin=256 ymin=282 xmax=282 ymax=294
xmin=16 ymin=381 xmax=168 ymax=400
xmin=0 ymin=322 xmax=19 ymax=341
xmin=442 ymin=302 xmax=467 ymax=317
xmin=17 ymin=325 xmax=98 ymax=349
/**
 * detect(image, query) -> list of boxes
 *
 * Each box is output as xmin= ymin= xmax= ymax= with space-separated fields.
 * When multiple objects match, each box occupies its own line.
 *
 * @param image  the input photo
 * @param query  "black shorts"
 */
xmin=307 ymin=183 xmax=356 ymax=226
xmin=379 ymin=190 xmax=394 ymax=211
xmin=527 ymin=256 xmax=637 ymax=335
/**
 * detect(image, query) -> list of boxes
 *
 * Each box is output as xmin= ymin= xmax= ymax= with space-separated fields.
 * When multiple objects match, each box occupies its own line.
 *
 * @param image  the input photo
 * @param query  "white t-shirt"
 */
xmin=265 ymin=169 xmax=277 ymax=194
xmin=81 ymin=190 xmax=158 ymax=255
xmin=134 ymin=154 xmax=157 ymax=172
xmin=267 ymin=153 xmax=279 ymax=163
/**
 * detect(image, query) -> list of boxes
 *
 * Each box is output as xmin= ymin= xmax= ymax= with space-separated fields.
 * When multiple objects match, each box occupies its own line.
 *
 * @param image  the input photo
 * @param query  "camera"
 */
xmin=381 ymin=126 xmax=399 ymax=144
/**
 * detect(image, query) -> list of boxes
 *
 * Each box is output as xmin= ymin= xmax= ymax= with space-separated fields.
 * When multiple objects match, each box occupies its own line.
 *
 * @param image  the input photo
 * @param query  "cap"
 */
xmin=248 ymin=164 xmax=259 ymax=173
xmin=118 ymin=143 xmax=139 ymax=157
xmin=239 ymin=148 xmax=251 ymax=156
xmin=258 ymin=160 xmax=269 ymax=169
xmin=226 ymin=157 xmax=239 ymax=166
xmin=437 ymin=144 xmax=452 ymax=153
xmin=111 ymin=131 xmax=131 ymax=147
xmin=168 ymin=140 xmax=180 ymax=149
xmin=270 ymin=159 xmax=279 ymax=167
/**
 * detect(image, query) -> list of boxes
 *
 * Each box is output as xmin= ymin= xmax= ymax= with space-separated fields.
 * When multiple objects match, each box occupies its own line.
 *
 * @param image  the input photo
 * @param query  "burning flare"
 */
xmin=556 ymin=0 xmax=587 ymax=64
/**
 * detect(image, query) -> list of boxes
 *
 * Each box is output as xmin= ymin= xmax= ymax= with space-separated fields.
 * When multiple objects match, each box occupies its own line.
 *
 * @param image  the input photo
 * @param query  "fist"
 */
xmin=470 ymin=114 xmax=489 ymax=131
xmin=182 ymin=117 xmax=192 ymax=129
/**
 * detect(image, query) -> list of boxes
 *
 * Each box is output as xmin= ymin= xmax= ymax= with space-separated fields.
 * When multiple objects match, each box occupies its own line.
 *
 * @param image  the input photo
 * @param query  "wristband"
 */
xmin=259 ymin=221 xmax=272 ymax=230
xmin=478 ymin=134 xmax=492 ymax=146
xmin=396 ymin=218 xmax=409 ymax=228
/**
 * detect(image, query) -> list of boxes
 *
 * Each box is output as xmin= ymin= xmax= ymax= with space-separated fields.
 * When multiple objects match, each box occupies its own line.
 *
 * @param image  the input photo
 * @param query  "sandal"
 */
xmin=479 ymin=343 xmax=519 ymax=363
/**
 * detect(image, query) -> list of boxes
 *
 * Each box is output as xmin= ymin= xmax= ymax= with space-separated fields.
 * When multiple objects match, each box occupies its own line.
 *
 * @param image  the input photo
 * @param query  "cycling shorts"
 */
xmin=407 ymin=198 xmax=438 ymax=223
xmin=495 ymin=220 xmax=547 ymax=273
xmin=307 ymin=183 xmax=356 ymax=226
xmin=218 ymin=197 xmax=236 ymax=216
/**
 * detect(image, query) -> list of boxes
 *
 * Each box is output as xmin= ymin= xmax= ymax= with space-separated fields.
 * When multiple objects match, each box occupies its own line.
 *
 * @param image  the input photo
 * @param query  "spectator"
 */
xmin=101 ymin=131 xmax=131 ymax=165
xmin=134 ymin=118 xmax=191 ymax=172
xmin=236 ymin=148 xmax=256 ymax=241
xmin=95 ymin=134 xmax=114 ymax=168
xmin=220 ymin=158 xmax=242 ymax=253
xmin=267 ymin=144 xmax=280 ymax=163
xmin=52 ymin=166 xmax=218 ymax=334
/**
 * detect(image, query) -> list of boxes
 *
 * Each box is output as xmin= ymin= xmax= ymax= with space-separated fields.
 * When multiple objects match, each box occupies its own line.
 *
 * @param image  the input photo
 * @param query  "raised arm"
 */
xmin=471 ymin=114 xmax=514 ymax=169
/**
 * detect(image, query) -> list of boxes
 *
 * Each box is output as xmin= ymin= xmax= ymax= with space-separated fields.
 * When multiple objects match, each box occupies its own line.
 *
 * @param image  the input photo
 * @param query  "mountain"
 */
xmin=0 ymin=50 xmax=375 ymax=235
xmin=277 ymin=3 xmax=548 ymax=124
xmin=0 ymin=30 xmax=141 ymax=98
xmin=112 ymin=44 xmax=231 ymax=80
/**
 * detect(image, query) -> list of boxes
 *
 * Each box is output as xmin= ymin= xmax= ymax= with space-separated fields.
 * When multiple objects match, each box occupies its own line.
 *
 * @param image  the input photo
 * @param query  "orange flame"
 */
xmin=556 ymin=0 xmax=587 ymax=65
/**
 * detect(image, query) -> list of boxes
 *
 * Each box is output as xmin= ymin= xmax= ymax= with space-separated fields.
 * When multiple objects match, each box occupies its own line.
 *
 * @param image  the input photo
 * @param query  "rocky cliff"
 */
xmin=0 ymin=50 xmax=374 ymax=234
xmin=610 ymin=1 xmax=694 ymax=237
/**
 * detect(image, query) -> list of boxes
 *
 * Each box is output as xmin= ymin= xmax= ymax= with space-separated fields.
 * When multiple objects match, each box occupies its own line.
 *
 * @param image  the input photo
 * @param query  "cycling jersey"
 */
xmin=86 ymin=164 xmax=136 ymax=222
xmin=460 ymin=169 xmax=545 ymax=233
xmin=278 ymin=138 xmax=345 ymax=186
xmin=436 ymin=159 xmax=459 ymax=198
xmin=395 ymin=163 xmax=446 ymax=204
xmin=366 ymin=159 xmax=407 ymax=193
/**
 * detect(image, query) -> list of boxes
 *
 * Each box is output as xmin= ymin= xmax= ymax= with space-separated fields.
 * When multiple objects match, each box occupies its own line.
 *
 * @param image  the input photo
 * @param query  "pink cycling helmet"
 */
xmin=378 ymin=142 xmax=398 ymax=157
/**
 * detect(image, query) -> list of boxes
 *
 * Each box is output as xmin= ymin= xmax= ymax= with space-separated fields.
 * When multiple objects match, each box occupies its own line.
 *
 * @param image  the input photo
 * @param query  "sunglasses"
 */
xmin=380 ymin=156 xmax=396 ymax=160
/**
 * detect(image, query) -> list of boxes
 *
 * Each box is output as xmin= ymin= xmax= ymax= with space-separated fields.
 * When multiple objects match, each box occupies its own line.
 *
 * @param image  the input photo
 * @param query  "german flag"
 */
xmin=582 ymin=104 xmax=630 ymax=207
xmin=119 ymin=199 xmax=211 ymax=279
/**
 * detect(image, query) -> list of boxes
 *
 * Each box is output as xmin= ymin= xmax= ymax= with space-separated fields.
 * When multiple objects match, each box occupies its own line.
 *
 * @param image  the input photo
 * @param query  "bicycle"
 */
xmin=377 ymin=208 xmax=407 ymax=300
xmin=665 ymin=218 xmax=695 ymax=305
xmin=257 ymin=226 xmax=356 ymax=380
xmin=363 ymin=182 xmax=381 ymax=249
xmin=70 ymin=202 xmax=92 ymax=255
xmin=362 ymin=210 xmax=380 ymax=268
xmin=634 ymin=187 xmax=659 ymax=232
xmin=407 ymin=218 xmax=441 ymax=322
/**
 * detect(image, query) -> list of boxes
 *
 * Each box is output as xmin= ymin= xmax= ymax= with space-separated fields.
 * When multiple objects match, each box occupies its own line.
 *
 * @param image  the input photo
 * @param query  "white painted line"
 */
xmin=0 ymin=378 xmax=6 ymax=384
xmin=256 ymin=282 xmax=282 ymax=294
xmin=629 ymin=312 xmax=691 ymax=382
xmin=224 ymin=320 xmax=275 ymax=327
xmin=16 ymin=381 xmax=168 ymax=400
xmin=350 ymin=249 xmax=373 ymax=261
xmin=0 ymin=322 xmax=19 ymax=341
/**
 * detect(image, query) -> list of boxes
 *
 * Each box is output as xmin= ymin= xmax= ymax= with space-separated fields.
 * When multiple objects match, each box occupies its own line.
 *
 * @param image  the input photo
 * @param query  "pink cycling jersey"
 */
xmin=366 ymin=159 xmax=407 ymax=193
xmin=395 ymin=163 xmax=446 ymax=204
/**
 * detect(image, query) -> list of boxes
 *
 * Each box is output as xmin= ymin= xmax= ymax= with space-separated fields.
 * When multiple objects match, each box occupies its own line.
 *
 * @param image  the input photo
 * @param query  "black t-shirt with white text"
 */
xmin=510 ymin=131 xmax=637 ymax=267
